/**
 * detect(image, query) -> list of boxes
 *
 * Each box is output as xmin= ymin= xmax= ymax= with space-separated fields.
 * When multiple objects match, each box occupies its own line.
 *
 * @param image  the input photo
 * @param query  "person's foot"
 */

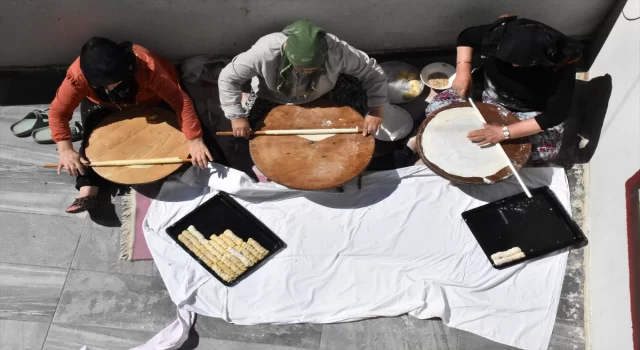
xmin=66 ymin=186 xmax=103 ymax=214
xmin=65 ymin=195 xmax=108 ymax=213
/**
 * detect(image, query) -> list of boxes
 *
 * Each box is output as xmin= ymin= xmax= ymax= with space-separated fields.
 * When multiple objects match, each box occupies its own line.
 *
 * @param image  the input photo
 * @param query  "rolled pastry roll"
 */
xmin=208 ymin=239 xmax=226 ymax=255
xmin=248 ymin=238 xmax=268 ymax=256
xmin=240 ymin=247 xmax=259 ymax=264
xmin=183 ymin=231 xmax=201 ymax=247
xmin=227 ymin=247 xmax=252 ymax=267
xmin=241 ymin=242 xmax=261 ymax=258
xmin=490 ymin=247 xmax=522 ymax=261
xmin=178 ymin=234 xmax=190 ymax=245
xmin=216 ymin=260 xmax=236 ymax=277
xmin=183 ymin=240 xmax=196 ymax=251
xmin=209 ymin=263 xmax=232 ymax=282
xmin=223 ymin=229 xmax=244 ymax=246
xmin=202 ymin=248 xmax=221 ymax=264
xmin=223 ymin=253 xmax=246 ymax=271
xmin=187 ymin=225 xmax=207 ymax=241
xmin=494 ymin=252 xmax=526 ymax=266
xmin=219 ymin=235 xmax=235 ymax=248
xmin=201 ymin=241 xmax=223 ymax=260
xmin=225 ymin=253 xmax=247 ymax=271
xmin=221 ymin=256 xmax=242 ymax=274
xmin=211 ymin=235 xmax=230 ymax=249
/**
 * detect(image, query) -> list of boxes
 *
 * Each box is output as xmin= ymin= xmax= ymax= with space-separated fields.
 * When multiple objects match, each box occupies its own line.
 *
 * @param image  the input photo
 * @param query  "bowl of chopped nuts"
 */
xmin=420 ymin=62 xmax=456 ymax=90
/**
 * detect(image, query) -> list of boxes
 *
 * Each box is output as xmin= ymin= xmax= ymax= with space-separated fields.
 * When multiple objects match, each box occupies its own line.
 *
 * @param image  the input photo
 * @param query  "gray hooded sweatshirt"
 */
xmin=218 ymin=32 xmax=389 ymax=119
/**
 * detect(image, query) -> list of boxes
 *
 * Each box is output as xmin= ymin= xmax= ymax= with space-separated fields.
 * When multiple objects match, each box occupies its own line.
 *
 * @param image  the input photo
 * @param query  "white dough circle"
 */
xmin=421 ymin=107 xmax=508 ymax=178
xmin=298 ymin=134 xmax=336 ymax=141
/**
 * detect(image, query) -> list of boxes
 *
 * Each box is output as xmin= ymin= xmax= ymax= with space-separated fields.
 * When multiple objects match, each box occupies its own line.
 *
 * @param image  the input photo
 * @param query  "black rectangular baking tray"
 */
xmin=166 ymin=191 xmax=286 ymax=286
xmin=462 ymin=186 xmax=587 ymax=270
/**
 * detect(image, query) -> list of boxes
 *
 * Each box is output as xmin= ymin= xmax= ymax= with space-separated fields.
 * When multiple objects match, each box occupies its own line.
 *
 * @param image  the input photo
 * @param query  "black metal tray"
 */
xmin=166 ymin=191 xmax=286 ymax=286
xmin=462 ymin=186 xmax=587 ymax=270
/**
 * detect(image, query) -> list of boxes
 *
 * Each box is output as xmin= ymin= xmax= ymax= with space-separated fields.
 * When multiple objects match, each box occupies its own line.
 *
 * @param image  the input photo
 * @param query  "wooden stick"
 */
xmin=43 ymin=157 xmax=192 ymax=168
xmin=216 ymin=127 xmax=360 ymax=136
xmin=467 ymin=98 xmax=532 ymax=198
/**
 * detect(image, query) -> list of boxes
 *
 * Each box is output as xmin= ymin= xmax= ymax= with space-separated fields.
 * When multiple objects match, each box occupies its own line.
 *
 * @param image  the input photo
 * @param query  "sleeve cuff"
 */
xmin=367 ymin=96 xmax=390 ymax=108
xmin=221 ymin=104 xmax=248 ymax=120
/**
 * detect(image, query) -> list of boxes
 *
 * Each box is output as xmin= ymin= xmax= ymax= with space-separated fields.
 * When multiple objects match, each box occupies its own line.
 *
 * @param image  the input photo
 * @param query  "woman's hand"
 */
xmin=467 ymin=124 xmax=505 ymax=146
xmin=452 ymin=71 xmax=473 ymax=98
xmin=231 ymin=117 xmax=251 ymax=138
xmin=363 ymin=105 xmax=384 ymax=136
xmin=188 ymin=137 xmax=213 ymax=168
xmin=57 ymin=141 xmax=87 ymax=176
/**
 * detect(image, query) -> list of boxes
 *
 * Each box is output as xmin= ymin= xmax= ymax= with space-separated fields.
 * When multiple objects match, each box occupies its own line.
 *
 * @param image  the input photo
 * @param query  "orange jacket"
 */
xmin=49 ymin=44 xmax=202 ymax=143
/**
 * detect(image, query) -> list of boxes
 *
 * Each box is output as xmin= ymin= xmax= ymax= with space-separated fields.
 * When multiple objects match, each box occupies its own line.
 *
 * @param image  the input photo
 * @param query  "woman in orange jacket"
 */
xmin=49 ymin=37 xmax=223 ymax=213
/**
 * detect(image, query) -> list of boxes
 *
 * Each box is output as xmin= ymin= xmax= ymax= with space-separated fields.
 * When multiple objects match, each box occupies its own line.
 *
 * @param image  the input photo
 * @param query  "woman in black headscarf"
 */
xmin=426 ymin=16 xmax=582 ymax=164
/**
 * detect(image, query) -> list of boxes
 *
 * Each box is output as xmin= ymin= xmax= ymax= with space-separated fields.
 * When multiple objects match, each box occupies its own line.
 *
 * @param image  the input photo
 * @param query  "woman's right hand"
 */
xmin=452 ymin=71 xmax=473 ymax=98
xmin=231 ymin=117 xmax=251 ymax=138
xmin=58 ymin=146 xmax=87 ymax=177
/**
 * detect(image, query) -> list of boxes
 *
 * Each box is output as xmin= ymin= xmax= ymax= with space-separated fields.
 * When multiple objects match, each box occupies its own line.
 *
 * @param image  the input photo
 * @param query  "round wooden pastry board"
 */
xmin=85 ymin=107 xmax=189 ymax=185
xmin=417 ymin=102 xmax=531 ymax=185
xmin=249 ymin=100 xmax=375 ymax=190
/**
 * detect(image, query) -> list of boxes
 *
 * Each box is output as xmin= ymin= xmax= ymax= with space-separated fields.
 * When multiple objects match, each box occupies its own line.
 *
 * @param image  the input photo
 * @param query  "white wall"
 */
xmin=587 ymin=0 xmax=640 ymax=349
xmin=0 ymin=0 xmax=615 ymax=66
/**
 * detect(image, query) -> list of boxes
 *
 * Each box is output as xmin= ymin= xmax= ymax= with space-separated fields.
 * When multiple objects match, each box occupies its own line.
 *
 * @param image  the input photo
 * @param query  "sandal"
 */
xmin=65 ymin=195 xmax=107 ymax=214
xmin=10 ymin=108 xmax=49 ymax=137
xmin=32 ymin=121 xmax=83 ymax=144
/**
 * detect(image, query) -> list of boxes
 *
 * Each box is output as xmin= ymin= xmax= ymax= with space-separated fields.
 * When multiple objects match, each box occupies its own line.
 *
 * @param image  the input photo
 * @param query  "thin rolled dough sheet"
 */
xmin=298 ymin=134 xmax=335 ymax=141
xmin=422 ymin=107 xmax=507 ymax=178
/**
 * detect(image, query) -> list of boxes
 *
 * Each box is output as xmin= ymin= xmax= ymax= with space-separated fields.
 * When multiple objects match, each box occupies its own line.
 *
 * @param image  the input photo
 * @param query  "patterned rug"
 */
xmin=120 ymin=190 xmax=154 ymax=261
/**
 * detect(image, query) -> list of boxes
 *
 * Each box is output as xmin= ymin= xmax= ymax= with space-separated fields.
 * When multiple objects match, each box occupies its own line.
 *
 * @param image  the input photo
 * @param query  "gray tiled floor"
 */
xmin=0 ymin=105 xmax=585 ymax=350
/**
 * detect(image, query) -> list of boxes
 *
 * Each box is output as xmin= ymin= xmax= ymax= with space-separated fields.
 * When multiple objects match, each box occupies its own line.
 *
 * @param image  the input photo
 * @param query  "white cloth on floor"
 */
xmin=139 ymin=165 xmax=571 ymax=350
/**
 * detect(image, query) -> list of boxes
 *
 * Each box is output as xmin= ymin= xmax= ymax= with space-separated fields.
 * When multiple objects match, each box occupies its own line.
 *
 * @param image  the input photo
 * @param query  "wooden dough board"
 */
xmin=250 ymin=100 xmax=375 ymax=190
xmin=417 ymin=102 xmax=532 ymax=185
xmin=85 ymin=107 xmax=189 ymax=185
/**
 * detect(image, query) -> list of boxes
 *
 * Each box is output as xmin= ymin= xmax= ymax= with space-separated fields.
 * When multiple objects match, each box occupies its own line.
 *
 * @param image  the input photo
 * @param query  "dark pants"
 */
xmin=75 ymin=99 xmax=227 ymax=190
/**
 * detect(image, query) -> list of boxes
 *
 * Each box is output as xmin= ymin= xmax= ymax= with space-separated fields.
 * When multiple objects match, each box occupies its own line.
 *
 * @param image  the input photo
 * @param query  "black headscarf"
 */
xmin=80 ymin=37 xmax=138 ymax=104
xmin=480 ymin=17 xmax=583 ymax=68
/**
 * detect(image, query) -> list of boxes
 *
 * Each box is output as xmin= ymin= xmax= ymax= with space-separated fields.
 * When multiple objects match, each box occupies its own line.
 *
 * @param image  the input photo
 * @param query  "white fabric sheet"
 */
xmin=141 ymin=165 xmax=570 ymax=350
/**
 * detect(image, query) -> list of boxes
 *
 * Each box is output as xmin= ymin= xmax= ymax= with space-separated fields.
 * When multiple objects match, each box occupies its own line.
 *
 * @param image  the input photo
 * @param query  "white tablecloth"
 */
xmin=139 ymin=165 xmax=570 ymax=350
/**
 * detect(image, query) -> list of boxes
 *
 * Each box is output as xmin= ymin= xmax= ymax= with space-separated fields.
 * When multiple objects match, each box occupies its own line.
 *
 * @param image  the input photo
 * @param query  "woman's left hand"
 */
xmin=467 ymin=124 xmax=505 ymax=146
xmin=188 ymin=137 xmax=213 ymax=168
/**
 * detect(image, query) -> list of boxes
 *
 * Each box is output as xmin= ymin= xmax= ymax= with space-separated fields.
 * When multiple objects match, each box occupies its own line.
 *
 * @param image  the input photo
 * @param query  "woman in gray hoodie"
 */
xmin=218 ymin=20 xmax=389 ymax=138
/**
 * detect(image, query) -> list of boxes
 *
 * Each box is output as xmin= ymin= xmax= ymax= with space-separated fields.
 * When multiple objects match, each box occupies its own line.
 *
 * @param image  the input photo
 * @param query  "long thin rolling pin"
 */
xmin=467 ymin=98 xmax=532 ymax=198
xmin=216 ymin=127 xmax=360 ymax=136
xmin=43 ymin=157 xmax=192 ymax=168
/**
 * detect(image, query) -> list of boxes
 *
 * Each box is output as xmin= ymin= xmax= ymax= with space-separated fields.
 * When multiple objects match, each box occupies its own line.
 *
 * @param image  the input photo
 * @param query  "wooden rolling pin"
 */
xmin=216 ymin=127 xmax=361 ymax=136
xmin=43 ymin=157 xmax=192 ymax=168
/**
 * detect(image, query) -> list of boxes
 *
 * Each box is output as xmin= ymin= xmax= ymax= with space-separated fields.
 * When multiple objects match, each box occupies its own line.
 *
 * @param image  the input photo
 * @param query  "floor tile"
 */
xmin=0 ymin=107 xmax=86 ymax=218
xmin=547 ymin=321 xmax=585 ymax=350
xmin=53 ymin=270 xmax=174 ymax=332
xmin=42 ymin=323 xmax=156 ymax=350
xmin=0 ymin=211 xmax=84 ymax=268
xmin=319 ymin=316 xmax=457 ymax=350
xmin=71 ymin=218 xmax=157 ymax=276
xmin=193 ymin=337 xmax=312 ymax=350
xmin=0 ymin=167 xmax=77 ymax=196
xmin=0 ymin=108 xmax=69 ymax=169
xmin=556 ymin=250 xmax=585 ymax=326
xmin=0 ymin=190 xmax=87 ymax=219
xmin=0 ymin=263 xmax=67 ymax=322
xmin=0 ymin=319 xmax=50 ymax=350
xmin=457 ymin=329 xmax=519 ymax=350
xmin=195 ymin=315 xmax=323 ymax=350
